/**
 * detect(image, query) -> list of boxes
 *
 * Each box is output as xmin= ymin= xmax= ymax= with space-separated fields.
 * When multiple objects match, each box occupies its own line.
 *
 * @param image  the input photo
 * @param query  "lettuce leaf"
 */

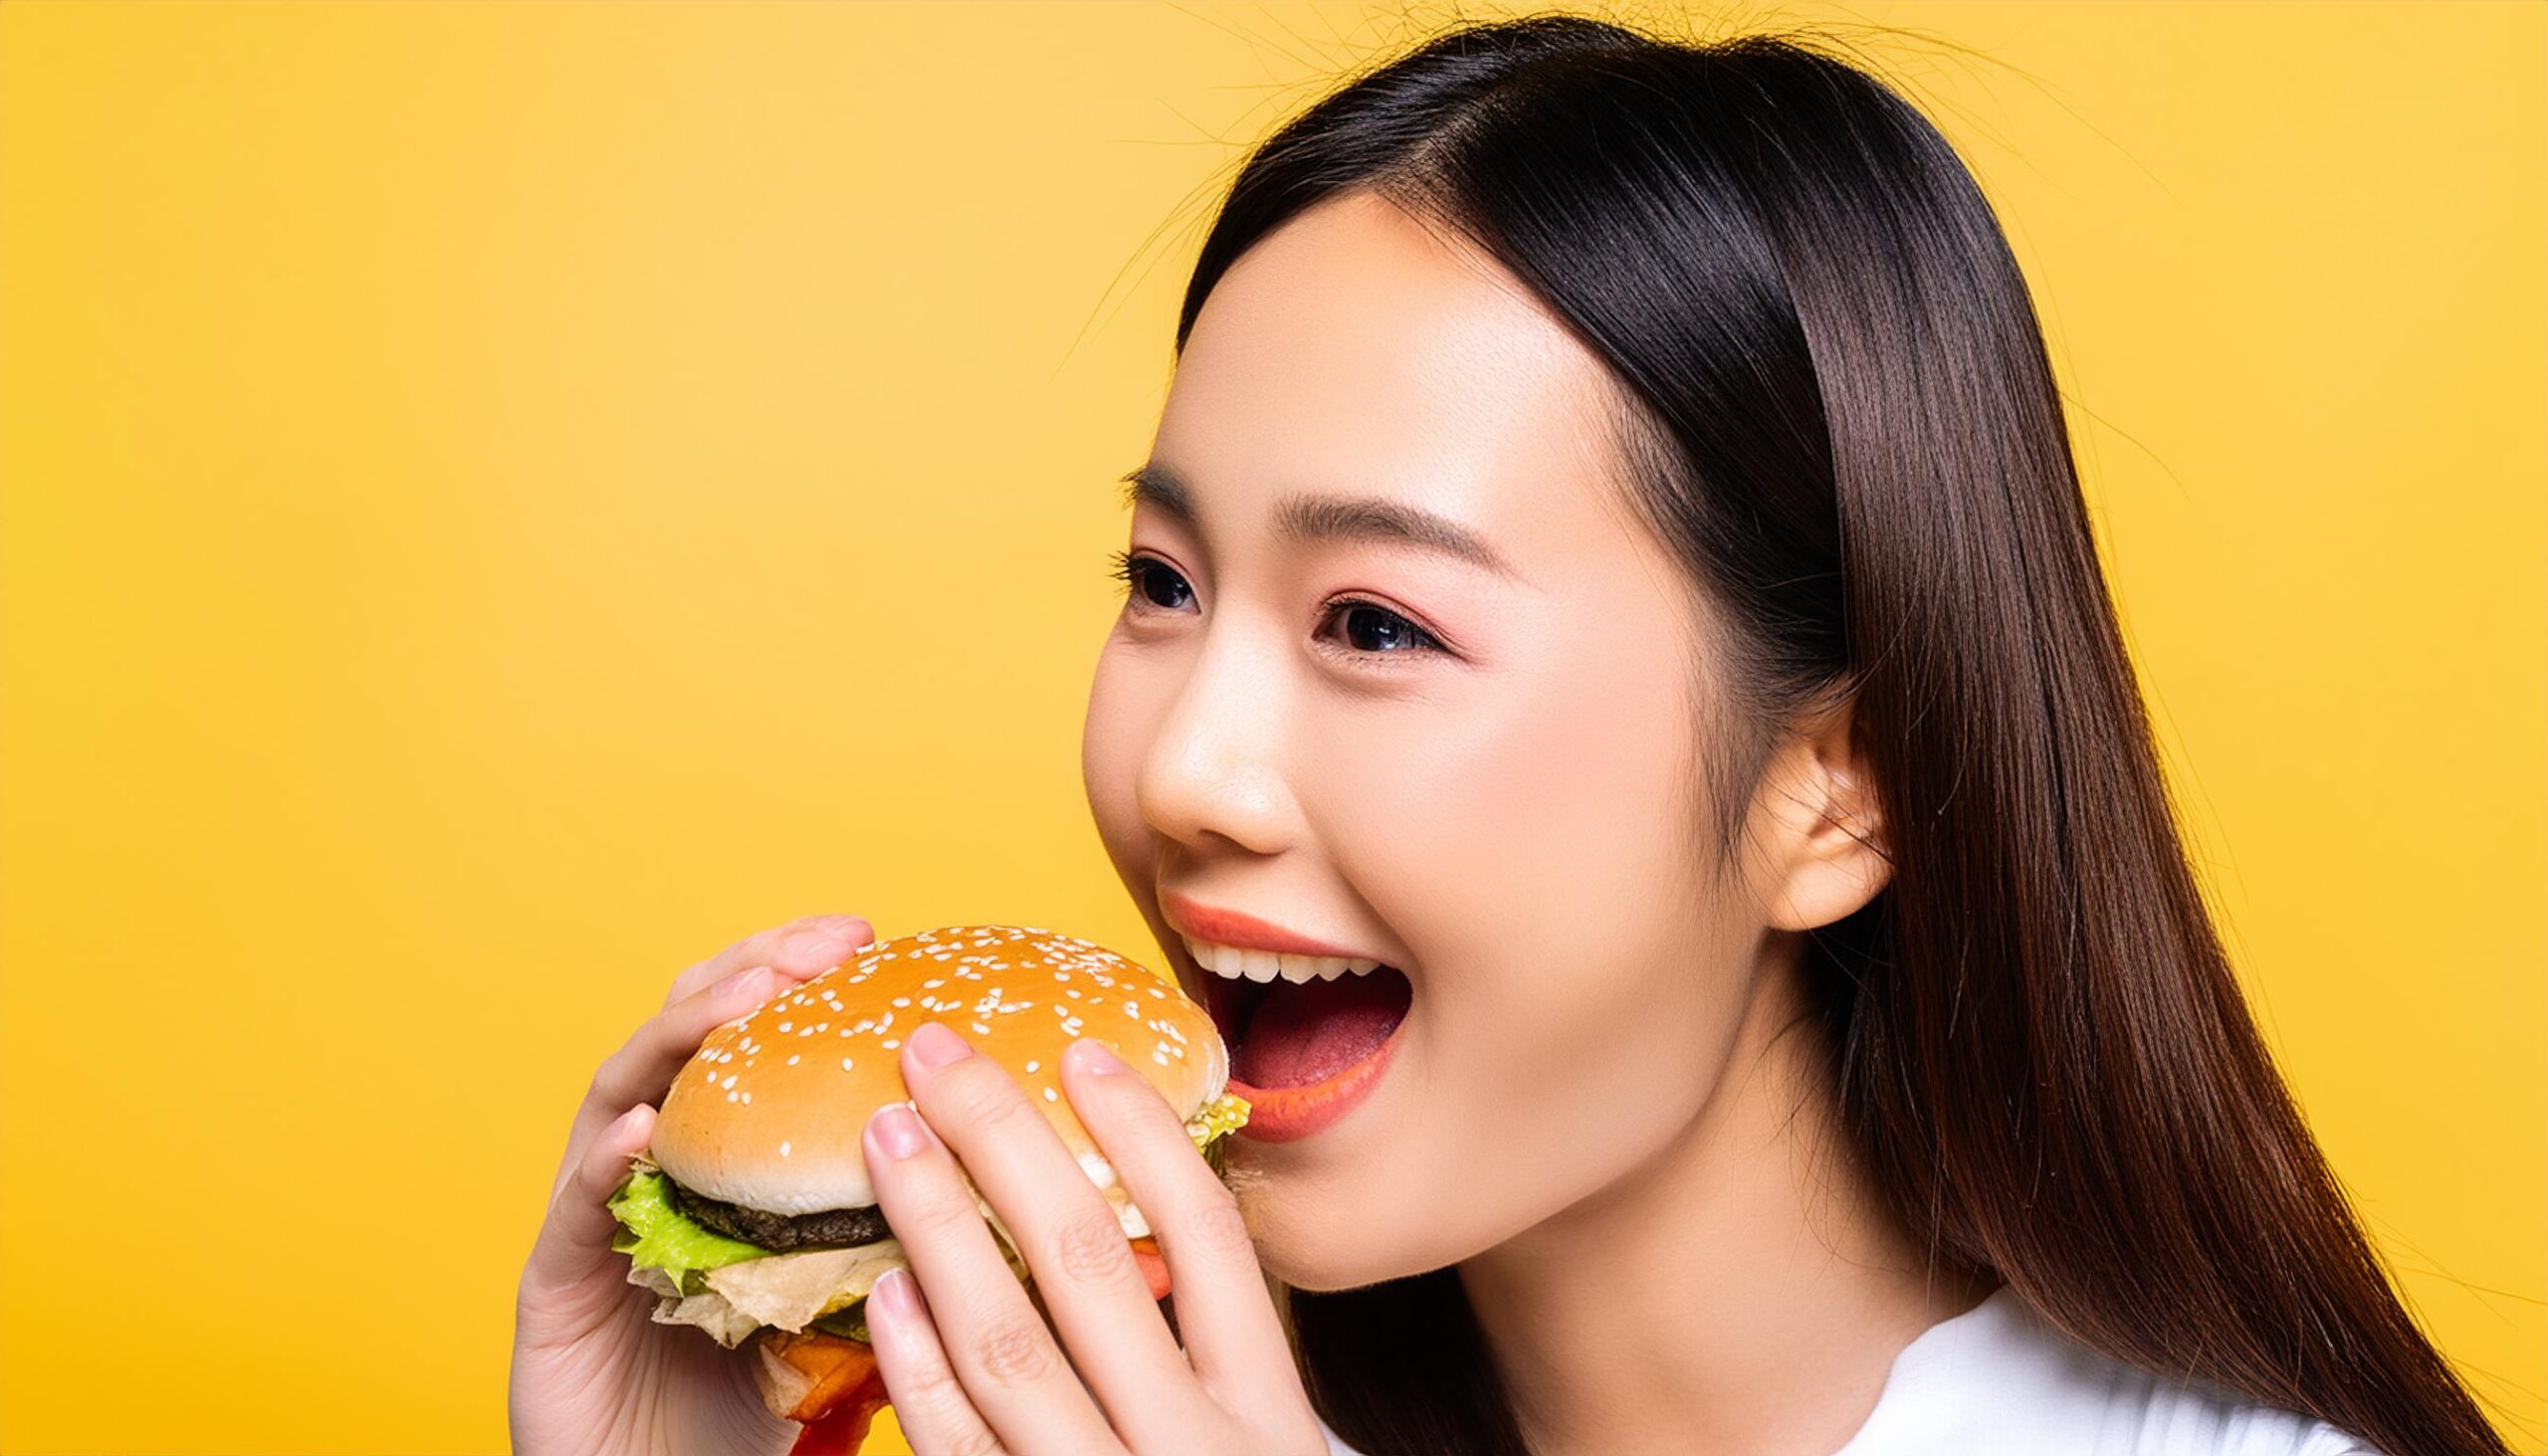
xmin=607 ymin=1158 xmax=778 ymax=1294
xmin=809 ymin=1301 xmax=871 ymax=1342
xmin=1186 ymin=1091 xmax=1250 ymax=1173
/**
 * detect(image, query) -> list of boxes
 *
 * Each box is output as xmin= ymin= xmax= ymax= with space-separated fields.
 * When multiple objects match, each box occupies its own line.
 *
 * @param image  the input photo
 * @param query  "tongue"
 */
xmin=1232 ymin=967 xmax=1410 ymax=1090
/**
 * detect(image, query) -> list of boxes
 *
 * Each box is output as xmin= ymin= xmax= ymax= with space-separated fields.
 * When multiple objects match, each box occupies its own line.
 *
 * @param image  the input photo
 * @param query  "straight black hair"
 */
xmin=1161 ymin=16 xmax=2505 ymax=1456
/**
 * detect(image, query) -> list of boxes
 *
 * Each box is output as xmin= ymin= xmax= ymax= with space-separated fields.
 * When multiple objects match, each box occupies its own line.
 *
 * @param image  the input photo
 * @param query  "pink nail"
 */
xmin=715 ymin=965 xmax=772 ymax=998
xmin=869 ymin=1104 xmax=931 ymax=1160
xmin=1067 ymin=1037 xmax=1129 ymax=1077
xmin=907 ymin=1021 xmax=972 ymax=1068
xmin=871 ymin=1266 xmax=926 ymax=1320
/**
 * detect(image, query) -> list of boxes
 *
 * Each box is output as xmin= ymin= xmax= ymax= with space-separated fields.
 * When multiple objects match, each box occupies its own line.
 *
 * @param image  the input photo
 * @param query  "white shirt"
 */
xmin=1315 ymin=1286 xmax=2381 ymax=1455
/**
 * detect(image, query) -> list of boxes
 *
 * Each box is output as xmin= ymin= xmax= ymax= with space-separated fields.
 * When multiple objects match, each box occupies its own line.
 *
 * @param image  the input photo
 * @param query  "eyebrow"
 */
xmin=1117 ymin=462 xmax=1521 ymax=581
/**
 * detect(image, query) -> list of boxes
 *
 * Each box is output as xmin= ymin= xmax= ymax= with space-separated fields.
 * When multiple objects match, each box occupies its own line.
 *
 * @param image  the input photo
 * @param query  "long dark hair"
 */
xmin=1156 ymin=16 xmax=2503 ymax=1456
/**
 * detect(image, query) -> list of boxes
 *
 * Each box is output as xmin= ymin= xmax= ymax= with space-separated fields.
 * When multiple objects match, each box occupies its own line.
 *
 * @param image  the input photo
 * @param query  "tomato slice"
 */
xmin=787 ymin=1367 xmax=889 ymax=1456
xmin=1130 ymin=1235 xmax=1171 ymax=1302
xmin=762 ymin=1330 xmax=881 ymax=1421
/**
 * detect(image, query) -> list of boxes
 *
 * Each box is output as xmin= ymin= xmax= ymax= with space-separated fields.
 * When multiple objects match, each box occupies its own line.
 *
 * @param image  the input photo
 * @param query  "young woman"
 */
xmin=511 ymin=17 xmax=2504 ymax=1455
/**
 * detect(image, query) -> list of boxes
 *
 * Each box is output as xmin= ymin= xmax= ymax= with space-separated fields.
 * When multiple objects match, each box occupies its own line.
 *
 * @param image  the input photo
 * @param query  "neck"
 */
xmin=1459 ymin=938 xmax=1994 ymax=1456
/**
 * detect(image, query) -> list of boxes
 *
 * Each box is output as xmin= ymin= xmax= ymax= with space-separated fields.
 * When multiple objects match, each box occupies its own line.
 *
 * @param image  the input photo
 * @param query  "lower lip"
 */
xmin=1223 ymin=1005 xmax=1406 ymax=1144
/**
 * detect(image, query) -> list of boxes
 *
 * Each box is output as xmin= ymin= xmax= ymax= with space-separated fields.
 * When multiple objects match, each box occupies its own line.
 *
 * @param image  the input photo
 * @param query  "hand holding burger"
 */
xmin=510 ymin=917 xmax=1327 ymax=1456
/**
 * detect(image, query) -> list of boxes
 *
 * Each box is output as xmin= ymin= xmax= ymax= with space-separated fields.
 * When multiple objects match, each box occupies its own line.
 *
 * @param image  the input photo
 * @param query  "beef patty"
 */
xmin=666 ymin=1176 xmax=893 ymax=1252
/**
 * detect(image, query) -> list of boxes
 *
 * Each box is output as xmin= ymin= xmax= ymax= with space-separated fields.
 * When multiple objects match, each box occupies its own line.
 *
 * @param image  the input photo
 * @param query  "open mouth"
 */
xmin=1199 ymin=959 xmax=1413 ymax=1090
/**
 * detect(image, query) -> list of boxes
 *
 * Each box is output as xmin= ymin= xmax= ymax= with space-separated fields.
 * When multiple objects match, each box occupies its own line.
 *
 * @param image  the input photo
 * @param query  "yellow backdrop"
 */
xmin=2 ymin=2 xmax=2538 ymax=1451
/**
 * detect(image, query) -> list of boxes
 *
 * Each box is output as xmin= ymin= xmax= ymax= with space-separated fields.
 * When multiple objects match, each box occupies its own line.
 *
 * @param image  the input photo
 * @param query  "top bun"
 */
xmin=650 ymin=925 xmax=1226 ymax=1217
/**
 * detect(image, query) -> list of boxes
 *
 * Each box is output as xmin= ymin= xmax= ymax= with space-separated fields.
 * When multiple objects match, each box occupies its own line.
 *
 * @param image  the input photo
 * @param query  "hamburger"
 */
xmin=607 ymin=924 xmax=1250 ymax=1455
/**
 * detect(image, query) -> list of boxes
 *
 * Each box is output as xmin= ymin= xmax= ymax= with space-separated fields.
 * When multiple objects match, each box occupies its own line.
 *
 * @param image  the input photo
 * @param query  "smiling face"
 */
xmin=1080 ymin=190 xmax=1795 ymax=1291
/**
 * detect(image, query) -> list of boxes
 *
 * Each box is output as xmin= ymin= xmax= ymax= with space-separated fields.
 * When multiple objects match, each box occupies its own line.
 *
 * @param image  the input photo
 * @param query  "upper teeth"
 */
xmin=1182 ymin=936 xmax=1381 ymax=985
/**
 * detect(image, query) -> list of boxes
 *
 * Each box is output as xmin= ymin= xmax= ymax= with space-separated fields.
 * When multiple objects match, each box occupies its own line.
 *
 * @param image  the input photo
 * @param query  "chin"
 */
xmin=1222 ymin=1145 xmax=1434 ymax=1293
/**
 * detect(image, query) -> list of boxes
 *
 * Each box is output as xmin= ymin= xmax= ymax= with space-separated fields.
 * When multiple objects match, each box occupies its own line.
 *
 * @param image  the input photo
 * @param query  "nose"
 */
xmin=1133 ymin=621 xmax=1298 ymax=858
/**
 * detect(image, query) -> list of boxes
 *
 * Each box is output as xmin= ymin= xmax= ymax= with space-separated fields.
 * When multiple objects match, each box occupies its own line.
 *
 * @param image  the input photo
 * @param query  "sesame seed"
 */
xmin=786 ymin=1054 xmax=800 ymax=1066
xmin=721 ymin=1074 xmax=738 ymax=1090
xmin=882 ymin=1038 xmax=900 ymax=1049
xmin=1043 ymin=1088 xmax=1058 ymax=1102
xmin=780 ymin=1141 xmax=791 ymax=1157
xmin=841 ymin=1058 xmax=854 ymax=1071
xmin=971 ymin=1021 xmax=991 ymax=1034
xmin=742 ymin=1091 xmax=752 ymax=1105
xmin=1024 ymin=1060 xmax=1039 ymax=1073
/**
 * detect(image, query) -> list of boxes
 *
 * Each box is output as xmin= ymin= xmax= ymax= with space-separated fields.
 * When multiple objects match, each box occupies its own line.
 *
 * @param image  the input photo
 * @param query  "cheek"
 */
xmin=1081 ymin=642 xmax=1156 ymax=884
xmin=1315 ymin=623 xmax=1722 ymax=1039
xmin=1268 ymin=639 xmax=1755 ymax=1282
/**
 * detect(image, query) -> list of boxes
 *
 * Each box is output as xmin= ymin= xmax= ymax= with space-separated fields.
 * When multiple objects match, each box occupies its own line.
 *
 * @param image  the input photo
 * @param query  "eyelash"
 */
xmin=1103 ymin=549 xmax=1448 ymax=659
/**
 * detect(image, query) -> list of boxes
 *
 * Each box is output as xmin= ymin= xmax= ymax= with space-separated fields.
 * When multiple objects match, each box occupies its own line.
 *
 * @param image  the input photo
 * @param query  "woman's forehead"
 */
xmin=1152 ymin=192 xmax=1631 ymax=568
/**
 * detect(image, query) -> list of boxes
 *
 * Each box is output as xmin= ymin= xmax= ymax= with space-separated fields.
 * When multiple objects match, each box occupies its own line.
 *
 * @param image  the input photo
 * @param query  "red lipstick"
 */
xmin=1160 ymin=892 xmax=1377 ymax=960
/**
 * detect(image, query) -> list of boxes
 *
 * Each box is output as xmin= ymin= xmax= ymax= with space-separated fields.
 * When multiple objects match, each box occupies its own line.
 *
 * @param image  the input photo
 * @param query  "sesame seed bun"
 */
xmin=650 ymin=924 xmax=1227 ymax=1217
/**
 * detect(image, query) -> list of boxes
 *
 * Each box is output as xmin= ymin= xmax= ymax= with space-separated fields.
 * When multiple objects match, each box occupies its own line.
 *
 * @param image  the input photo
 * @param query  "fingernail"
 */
xmin=1067 ymin=1037 xmax=1129 ymax=1077
xmin=715 ymin=965 xmax=772 ymax=998
xmin=872 ymin=1266 xmax=926 ymax=1319
xmin=792 ymin=936 xmax=852 ymax=964
xmin=868 ymin=1103 xmax=931 ymax=1160
xmin=814 ymin=914 xmax=870 ymax=937
xmin=611 ymin=1104 xmax=653 ymax=1136
xmin=907 ymin=1021 xmax=972 ymax=1068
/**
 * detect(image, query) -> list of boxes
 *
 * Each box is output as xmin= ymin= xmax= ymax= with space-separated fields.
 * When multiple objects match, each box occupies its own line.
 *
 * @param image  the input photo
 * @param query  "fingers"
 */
xmin=860 ymin=1064 xmax=1122 ymax=1455
xmin=661 ymin=913 xmax=875 ymax=1010
xmin=523 ymin=1101 xmax=657 ymax=1313
xmin=573 ymin=914 xmax=875 ymax=1148
xmin=1061 ymin=1038 xmax=1307 ymax=1434
xmin=893 ymin=1023 xmax=1208 ymax=1447
xmin=583 ymin=962 xmax=784 ymax=1129
xmin=864 ymin=1267 xmax=1011 ymax=1456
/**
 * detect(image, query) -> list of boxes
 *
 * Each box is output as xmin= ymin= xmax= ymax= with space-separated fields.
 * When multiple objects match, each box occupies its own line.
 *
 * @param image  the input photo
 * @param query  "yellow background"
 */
xmin=2 ymin=2 xmax=2538 ymax=1451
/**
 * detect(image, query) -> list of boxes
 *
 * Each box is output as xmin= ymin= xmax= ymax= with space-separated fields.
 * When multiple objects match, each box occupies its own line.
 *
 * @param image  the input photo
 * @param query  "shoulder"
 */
xmin=1835 ymin=1288 xmax=2386 ymax=1456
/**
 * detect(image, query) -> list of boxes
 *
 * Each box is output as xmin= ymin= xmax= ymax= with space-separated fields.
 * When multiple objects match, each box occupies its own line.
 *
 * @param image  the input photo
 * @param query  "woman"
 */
xmin=511 ymin=16 xmax=2503 ymax=1455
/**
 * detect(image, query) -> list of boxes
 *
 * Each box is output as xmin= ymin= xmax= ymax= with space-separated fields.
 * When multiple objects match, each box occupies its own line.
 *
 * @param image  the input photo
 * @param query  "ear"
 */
xmin=1755 ymin=698 xmax=1891 ymax=933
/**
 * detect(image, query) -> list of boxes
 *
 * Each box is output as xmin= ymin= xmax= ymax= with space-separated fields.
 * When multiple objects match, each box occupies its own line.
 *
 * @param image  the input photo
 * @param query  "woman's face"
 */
xmin=1081 ymin=190 xmax=1784 ymax=1290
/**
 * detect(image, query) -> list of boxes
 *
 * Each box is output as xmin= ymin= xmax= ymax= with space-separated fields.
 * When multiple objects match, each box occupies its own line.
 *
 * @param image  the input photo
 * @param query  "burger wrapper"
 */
xmin=629 ymin=1265 xmax=767 ymax=1348
xmin=628 ymin=1238 xmax=911 ymax=1349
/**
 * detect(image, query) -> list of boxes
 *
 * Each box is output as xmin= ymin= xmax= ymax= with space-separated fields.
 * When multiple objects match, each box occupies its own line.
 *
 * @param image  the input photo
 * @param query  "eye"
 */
xmin=1104 ymin=550 xmax=1447 ymax=658
xmin=1105 ymin=548 xmax=1191 ymax=611
xmin=1317 ymin=596 xmax=1445 ymax=657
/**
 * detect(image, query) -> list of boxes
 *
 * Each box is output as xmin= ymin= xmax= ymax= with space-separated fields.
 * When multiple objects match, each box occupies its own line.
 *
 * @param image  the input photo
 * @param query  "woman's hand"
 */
xmin=510 ymin=913 xmax=879 ymax=1456
xmin=858 ymin=1018 xmax=1327 ymax=1456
